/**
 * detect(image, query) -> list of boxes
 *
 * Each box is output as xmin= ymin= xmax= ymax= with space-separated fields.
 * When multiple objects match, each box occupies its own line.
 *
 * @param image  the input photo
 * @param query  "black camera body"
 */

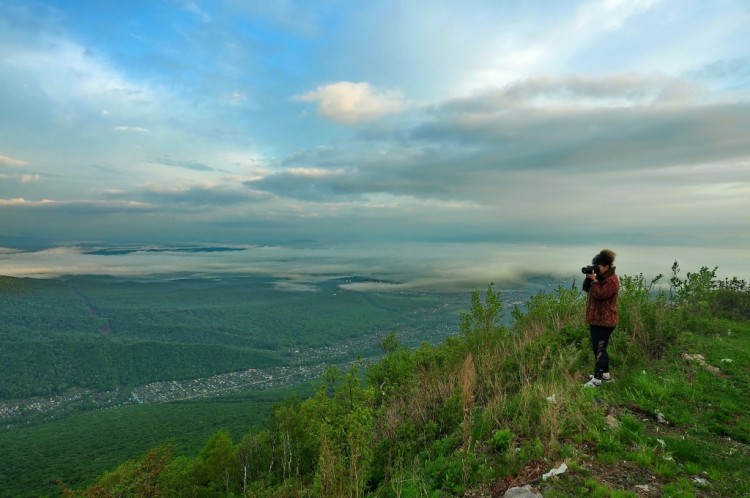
xmin=581 ymin=265 xmax=598 ymax=275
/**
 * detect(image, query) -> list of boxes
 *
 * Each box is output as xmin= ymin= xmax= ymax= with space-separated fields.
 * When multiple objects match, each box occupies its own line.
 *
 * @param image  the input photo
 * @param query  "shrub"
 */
xmin=490 ymin=428 xmax=513 ymax=452
xmin=617 ymin=273 xmax=677 ymax=360
xmin=712 ymin=288 xmax=750 ymax=320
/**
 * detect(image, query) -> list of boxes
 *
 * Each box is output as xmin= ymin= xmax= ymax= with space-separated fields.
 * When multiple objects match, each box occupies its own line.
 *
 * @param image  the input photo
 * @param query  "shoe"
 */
xmin=583 ymin=378 xmax=601 ymax=388
xmin=591 ymin=373 xmax=613 ymax=382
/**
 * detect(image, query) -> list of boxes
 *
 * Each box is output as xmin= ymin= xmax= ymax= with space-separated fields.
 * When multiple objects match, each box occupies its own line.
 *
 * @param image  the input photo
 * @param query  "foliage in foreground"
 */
xmin=65 ymin=264 xmax=750 ymax=497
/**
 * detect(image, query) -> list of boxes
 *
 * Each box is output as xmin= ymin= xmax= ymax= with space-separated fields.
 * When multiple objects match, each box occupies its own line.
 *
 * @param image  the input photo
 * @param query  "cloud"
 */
xmin=441 ymin=74 xmax=699 ymax=111
xmin=285 ymin=167 xmax=346 ymax=178
xmin=156 ymin=158 xmax=214 ymax=172
xmin=137 ymin=184 xmax=268 ymax=207
xmin=0 ymin=198 xmax=54 ymax=206
xmin=572 ymin=0 xmax=659 ymax=33
xmin=449 ymin=0 xmax=662 ymax=93
xmin=114 ymin=126 xmax=150 ymax=133
xmin=294 ymin=82 xmax=406 ymax=124
xmin=20 ymin=174 xmax=40 ymax=183
xmin=245 ymin=162 xmax=450 ymax=202
xmin=0 ymin=154 xmax=29 ymax=167
xmin=413 ymin=76 xmax=750 ymax=174
xmin=1 ymin=33 xmax=159 ymax=121
xmin=693 ymin=57 xmax=750 ymax=79
xmin=181 ymin=1 xmax=212 ymax=23
xmin=245 ymin=169 xmax=357 ymax=201
xmin=0 ymin=197 xmax=150 ymax=213
xmin=228 ymin=90 xmax=249 ymax=106
xmin=225 ymin=0 xmax=324 ymax=36
xmin=248 ymin=74 xmax=750 ymax=212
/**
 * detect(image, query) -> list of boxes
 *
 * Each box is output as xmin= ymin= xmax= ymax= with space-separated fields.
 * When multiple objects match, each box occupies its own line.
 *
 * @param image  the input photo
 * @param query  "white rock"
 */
xmin=504 ymin=484 xmax=543 ymax=498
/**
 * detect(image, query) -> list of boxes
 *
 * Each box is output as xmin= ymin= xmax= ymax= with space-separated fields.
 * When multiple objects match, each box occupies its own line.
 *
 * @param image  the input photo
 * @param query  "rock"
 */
xmin=692 ymin=476 xmax=709 ymax=486
xmin=655 ymin=410 xmax=669 ymax=425
xmin=504 ymin=484 xmax=543 ymax=498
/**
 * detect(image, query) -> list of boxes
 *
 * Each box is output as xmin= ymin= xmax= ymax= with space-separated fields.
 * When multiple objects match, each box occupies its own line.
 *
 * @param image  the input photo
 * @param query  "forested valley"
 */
xmin=0 ymin=274 xmax=481 ymax=401
xmin=0 ymin=273 xmax=548 ymax=496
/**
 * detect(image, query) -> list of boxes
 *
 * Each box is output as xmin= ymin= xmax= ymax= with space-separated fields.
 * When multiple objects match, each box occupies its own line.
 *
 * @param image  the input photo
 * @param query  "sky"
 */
xmin=1 ymin=0 xmax=749 ymax=286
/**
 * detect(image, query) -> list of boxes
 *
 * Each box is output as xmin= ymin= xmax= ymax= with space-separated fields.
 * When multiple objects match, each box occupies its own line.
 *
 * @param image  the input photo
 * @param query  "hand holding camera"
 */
xmin=581 ymin=265 xmax=599 ymax=281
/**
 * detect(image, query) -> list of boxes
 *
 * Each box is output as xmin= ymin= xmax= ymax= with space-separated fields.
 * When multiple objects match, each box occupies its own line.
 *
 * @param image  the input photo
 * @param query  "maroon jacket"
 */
xmin=583 ymin=268 xmax=619 ymax=327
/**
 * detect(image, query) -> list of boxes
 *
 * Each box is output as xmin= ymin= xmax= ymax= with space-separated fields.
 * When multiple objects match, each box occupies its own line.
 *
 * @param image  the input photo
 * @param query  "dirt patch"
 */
xmin=586 ymin=460 xmax=668 ymax=497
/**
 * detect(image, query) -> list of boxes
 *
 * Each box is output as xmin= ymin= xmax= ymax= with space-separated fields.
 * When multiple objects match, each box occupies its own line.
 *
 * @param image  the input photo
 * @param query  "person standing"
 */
xmin=582 ymin=249 xmax=619 ymax=388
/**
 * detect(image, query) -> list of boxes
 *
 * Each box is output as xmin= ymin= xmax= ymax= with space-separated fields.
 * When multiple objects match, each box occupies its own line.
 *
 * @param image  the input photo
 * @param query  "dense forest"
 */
xmin=54 ymin=264 xmax=750 ymax=497
xmin=0 ymin=274 xmax=479 ymax=399
xmin=0 ymin=272 xmax=496 ymax=497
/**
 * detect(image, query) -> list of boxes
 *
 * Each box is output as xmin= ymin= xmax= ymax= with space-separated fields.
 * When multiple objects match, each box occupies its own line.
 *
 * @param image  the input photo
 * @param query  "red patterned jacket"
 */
xmin=583 ymin=268 xmax=619 ymax=327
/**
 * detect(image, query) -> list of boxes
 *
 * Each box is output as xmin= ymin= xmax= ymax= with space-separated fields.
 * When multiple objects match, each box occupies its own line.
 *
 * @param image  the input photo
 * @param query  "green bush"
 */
xmin=617 ymin=273 xmax=677 ymax=360
xmin=490 ymin=428 xmax=513 ymax=452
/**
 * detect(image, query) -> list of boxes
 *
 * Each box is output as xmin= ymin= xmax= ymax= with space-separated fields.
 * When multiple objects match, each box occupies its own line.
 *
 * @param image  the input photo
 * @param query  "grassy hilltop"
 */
xmin=57 ymin=263 xmax=750 ymax=497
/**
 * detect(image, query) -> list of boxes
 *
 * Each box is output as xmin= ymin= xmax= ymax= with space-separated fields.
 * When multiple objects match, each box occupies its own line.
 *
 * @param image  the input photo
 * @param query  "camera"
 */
xmin=581 ymin=265 xmax=598 ymax=275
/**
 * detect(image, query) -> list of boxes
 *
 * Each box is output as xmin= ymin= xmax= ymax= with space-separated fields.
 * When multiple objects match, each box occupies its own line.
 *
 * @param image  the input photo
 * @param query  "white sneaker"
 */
xmin=591 ymin=373 xmax=613 ymax=382
xmin=583 ymin=378 xmax=601 ymax=388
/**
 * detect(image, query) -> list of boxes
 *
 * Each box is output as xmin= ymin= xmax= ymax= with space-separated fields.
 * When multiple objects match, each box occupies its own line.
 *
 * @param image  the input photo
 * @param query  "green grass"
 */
xmin=557 ymin=301 xmax=750 ymax=497
xmin=366 ymin=273 xmax=750 ymax=498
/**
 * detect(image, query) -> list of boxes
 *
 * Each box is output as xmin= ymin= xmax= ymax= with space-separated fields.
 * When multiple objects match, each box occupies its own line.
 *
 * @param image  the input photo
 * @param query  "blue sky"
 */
xmin=1 ymin=0 xmax=749 ymax=284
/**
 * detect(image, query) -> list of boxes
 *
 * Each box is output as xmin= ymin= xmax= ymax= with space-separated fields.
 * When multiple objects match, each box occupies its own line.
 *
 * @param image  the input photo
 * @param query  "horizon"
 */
xmin=1 ymin=1 xmax=749 ymax=278
xmin=2 ymin=241 xmax=748 ymax=290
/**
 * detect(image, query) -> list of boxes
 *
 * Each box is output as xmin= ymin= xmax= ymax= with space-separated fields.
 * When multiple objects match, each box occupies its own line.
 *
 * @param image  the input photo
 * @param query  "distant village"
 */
xmin=0 ymin=332 xmax=379 ymax=427
xmin=1 ymin=286 xmax=551 ymax=428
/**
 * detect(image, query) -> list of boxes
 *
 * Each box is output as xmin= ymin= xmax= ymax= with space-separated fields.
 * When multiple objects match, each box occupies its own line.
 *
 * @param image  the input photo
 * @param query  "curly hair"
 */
xmin=593 ymin=249 xmax=616 ymax=266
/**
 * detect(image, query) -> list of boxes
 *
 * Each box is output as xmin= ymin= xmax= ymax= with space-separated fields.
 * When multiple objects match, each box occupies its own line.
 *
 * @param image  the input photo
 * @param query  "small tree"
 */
xmin=194 ymin=430 xmax=236 ymax=495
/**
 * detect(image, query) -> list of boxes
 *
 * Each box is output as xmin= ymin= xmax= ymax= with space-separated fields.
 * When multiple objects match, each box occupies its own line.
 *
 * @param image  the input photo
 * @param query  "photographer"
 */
xmin=582 ymin=249 xmax=619 ymax=388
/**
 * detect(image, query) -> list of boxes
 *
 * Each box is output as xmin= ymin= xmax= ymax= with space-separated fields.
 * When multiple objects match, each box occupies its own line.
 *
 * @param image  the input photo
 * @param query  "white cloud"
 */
xmin=572 ymin=0 xmax=660 ymax=33
xmin=0 ymin=154 xmax=29 ymax=167
xmin=294 ymin=82 xmax=406 ymax=124
xmin=181 ymin=1 xmax=212 ymax=22
xmin=286 ymin=167 xmax=345 ymax=178
xmin=20 ymin=174 xmax=40 ymax=183
xmin=225 ymin=0 xmax=323 ymax=35
xmin=3 ymin=37 xmax=156 ymax=112
xmin=0 ymin=198 xmax=53 ymax=205
xmin=113 ymin=126 xmax=151 ymax=133
xmin=0 ymin=197 xmax=149 ymax=210
xmin=228 ymin=91 xmax=249 ymax=106
xmin=457 ymin=0 xmax=662 ymax=93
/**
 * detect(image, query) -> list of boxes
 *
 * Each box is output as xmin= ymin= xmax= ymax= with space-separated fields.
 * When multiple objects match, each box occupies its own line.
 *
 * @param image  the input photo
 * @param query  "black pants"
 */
xmin=590 ymin=325 xmax=615 ymax=379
